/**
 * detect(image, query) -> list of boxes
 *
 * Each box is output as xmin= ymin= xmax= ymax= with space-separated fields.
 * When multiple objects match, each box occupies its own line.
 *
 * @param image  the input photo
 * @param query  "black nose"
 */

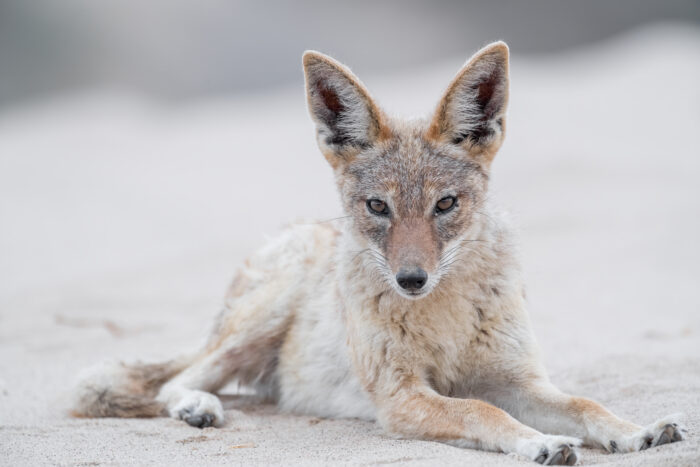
xmin=396 ymin=268 xmax=428 ymax=291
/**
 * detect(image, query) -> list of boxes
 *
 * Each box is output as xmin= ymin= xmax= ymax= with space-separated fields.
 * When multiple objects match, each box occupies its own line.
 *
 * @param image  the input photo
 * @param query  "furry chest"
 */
xmin=377 ymin=289 xmax=521 ymax=389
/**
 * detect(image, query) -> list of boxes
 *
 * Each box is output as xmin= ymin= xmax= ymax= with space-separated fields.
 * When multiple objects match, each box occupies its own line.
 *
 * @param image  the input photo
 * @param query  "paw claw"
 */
xmin=548 ymin=452 xmax=563 ymax=465
xmin=608 ymin=416 xmax=685 ymax=453
xmin=169 ymin=390 xmax=224 ymax=428
xmin=522 ymin=435 xmax=581 ymax=465
xmin=535 ymin=448 xmax=548 ymax=464
xmin=640 ymin=435 xmax=653 ymax=450
xmin=185 ymin=415 xmax=203 ymax=427
xmin=655 ymin=432 xmax=670 ymax=447
xmin=544 ymin=444 xmax=576 ymax=465
xmin=183 ymin=412 xmax=215 ymax=428
xmin=653 ymin=424 xmax=678 ymax=447
xmin=527 ymin=439 xmax=579 ymax=465
xmin=201 ymin=413 xmax=215 ymax=428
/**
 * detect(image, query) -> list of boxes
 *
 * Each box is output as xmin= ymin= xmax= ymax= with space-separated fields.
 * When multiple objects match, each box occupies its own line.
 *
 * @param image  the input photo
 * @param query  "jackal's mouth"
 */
xmin=403 ymin=291 xmax=430 ymax=300
xmin=392 ymin=283 xmax=435 ymax=301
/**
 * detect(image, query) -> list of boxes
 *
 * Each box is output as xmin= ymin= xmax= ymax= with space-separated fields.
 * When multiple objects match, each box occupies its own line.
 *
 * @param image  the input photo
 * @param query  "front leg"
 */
xmin=376 ymin=379 xmax=581 ymax=465
xmin=494 ymin=381 xmax=686 ymax=453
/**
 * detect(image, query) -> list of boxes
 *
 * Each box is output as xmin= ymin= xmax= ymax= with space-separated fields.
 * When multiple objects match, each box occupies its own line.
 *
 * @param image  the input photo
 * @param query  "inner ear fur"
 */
xmin=428 ymin=41 xmax=510 ymax=164
xmin=303 ymin=51 xmax=388 ymax=167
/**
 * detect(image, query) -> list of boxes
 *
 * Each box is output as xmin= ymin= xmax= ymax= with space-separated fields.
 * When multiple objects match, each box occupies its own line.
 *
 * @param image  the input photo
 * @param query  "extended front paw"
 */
xmin=607 ymin=415 xmax=686 ymax=453
xmin=170 ymin=390 xmax=224 ymax=428
xmin=518 ymin=435 xmax=582 ymax=465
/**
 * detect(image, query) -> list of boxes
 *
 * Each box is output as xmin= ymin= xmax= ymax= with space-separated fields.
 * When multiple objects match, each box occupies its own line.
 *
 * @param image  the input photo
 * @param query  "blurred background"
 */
xmin=1 ymin=4 xmax=700 ymax=463
xmin=1 ymin=0 xmax=700 ymax=107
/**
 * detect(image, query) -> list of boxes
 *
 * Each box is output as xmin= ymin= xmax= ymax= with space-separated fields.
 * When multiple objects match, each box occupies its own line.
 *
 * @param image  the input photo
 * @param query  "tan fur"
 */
xmin=427 ymin=41 xmax=509 ymax=165
xmin=71 ymin=359 xmax=192 ymax=418
xmin=302 ymin=52 xmax=391 ymax=169
xmin=72 ymin=43 xmax=686 ymax=463
xmin=386 ymin=218 xmax=438 ymax=272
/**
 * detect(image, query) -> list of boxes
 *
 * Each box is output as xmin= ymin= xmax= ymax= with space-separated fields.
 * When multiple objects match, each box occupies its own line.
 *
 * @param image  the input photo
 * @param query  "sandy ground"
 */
xmin=1 ymin=25 xmax=699 ymax=466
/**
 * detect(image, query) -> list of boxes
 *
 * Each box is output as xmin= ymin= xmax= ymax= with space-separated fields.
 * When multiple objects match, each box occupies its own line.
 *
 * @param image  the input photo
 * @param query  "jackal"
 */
xmin=72 ymin=42 xmax=685 ymax=464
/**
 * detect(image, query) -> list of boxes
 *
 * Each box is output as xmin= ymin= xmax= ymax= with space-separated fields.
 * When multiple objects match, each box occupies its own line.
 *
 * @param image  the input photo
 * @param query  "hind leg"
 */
xmin=158 ymin=225 xmax=334 ymax=427
xmin=157 ymin=267 xmax=299 ymax=427
xmin=157 ymin=309 xmax=293 ymax=427
xmin=156 ymin=299 xmax=294 ymax=427
xmin=156 ymin=347 xmax=230 ymax=427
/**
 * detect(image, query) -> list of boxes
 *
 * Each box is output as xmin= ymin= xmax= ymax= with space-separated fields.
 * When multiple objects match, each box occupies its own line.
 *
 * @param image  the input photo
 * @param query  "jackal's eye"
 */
xmin=435 ymin=196 xmax=456 ymax=214
xmin=367 ymin=199 xmax=389 ymax=216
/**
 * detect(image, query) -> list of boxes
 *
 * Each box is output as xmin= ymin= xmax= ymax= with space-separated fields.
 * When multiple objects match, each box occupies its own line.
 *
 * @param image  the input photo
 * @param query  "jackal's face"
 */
xmin=303 ymin=43 xmax=509 ymax=299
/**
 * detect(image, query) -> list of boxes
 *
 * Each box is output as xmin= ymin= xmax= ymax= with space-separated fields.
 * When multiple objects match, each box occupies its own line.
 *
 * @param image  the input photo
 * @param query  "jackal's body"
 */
xmin=73 ymin=43 xmax=685 ymax=464
xmin=214 ymin=203 xmax=533 ymax=422
xmin=226 ymin=222 xmax=377 ymax=420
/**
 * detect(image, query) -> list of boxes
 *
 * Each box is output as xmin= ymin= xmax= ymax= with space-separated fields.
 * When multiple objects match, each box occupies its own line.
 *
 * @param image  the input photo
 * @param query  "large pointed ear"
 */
xmin=303 ymin=51 xmax=386 ymax=167
xmin=428 ymin=41 xmax=509 ymax=164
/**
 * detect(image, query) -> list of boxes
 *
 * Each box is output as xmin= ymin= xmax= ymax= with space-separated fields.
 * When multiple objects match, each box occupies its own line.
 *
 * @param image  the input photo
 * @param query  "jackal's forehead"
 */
xmin=345 ymin=138 xmax=486 ymax=213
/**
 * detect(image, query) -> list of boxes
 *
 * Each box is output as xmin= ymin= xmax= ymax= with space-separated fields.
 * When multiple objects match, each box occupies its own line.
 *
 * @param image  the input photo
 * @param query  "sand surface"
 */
xmin=1 ymin=25 xmax=699 ymax=466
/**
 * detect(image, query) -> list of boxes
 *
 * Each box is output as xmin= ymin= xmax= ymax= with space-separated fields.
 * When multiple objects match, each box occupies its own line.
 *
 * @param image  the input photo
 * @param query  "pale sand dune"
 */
xmin=1 ymin=25 xmax=699 ymax=465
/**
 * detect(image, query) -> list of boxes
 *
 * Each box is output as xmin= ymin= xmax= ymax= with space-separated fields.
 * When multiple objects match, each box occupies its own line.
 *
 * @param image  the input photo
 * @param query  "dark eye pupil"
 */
xmin=436 ymin=197 xmax=455 ymax=212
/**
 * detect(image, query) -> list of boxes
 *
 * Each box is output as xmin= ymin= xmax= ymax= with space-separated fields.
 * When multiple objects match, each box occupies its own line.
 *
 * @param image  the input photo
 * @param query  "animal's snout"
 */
xmin=396 ymin=268 xmax=428 ymax=291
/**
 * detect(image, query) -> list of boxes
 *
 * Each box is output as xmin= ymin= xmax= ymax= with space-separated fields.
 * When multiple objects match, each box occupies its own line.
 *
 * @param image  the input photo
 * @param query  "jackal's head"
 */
xmin=303 ymin=42 xmax=509 ymax=300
